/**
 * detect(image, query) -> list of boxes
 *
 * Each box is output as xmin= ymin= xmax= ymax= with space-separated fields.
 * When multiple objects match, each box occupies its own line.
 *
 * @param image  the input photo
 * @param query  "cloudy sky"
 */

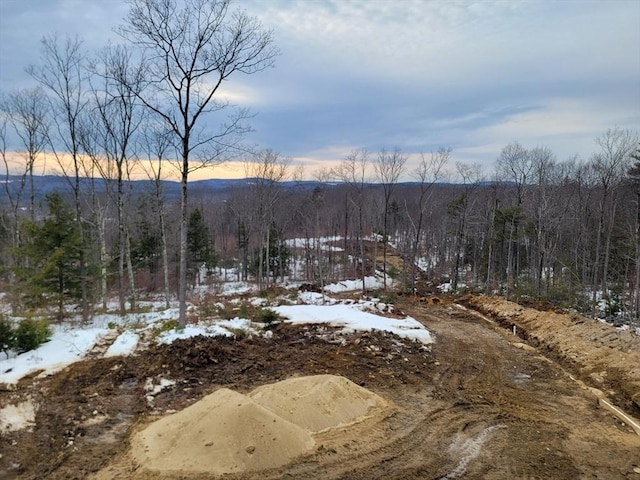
xmin=1 ymin=0 xmax=639 ymax=179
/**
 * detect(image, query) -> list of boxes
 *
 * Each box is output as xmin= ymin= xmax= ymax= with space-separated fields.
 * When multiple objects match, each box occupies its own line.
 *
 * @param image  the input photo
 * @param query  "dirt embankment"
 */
xmin=461 ymin=295 xmax=640 ymax=415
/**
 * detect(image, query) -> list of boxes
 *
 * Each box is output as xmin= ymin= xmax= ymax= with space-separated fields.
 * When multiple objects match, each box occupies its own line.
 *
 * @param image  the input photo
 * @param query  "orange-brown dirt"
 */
xmin=1 ymin=296 xmax=639 ymax=479
xmin=460 ymin=295 xmax=640 ymax=414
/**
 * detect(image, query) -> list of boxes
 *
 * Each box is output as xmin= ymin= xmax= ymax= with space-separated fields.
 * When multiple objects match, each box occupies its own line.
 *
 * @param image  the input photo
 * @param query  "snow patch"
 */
xmin=0 ymin=400 xmax=36 ymax=432
xmin=273 ymin=304 xmax=433 ymax=344
xmin=104 ymin=331 xmax=139 ymax=357
xmin=0 ymin=325 xmax=108 ymax=385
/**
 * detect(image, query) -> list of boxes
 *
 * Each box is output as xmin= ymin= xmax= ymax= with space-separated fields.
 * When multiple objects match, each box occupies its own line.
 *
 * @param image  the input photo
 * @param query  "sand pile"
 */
xmin=130 ymin=375 xmax=387 ymax=475
xmin=249 ymin=374 xmax=386 ymax=433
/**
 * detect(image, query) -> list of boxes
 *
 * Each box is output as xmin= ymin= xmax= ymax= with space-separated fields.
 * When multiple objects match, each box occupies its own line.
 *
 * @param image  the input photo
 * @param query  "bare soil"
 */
xmin=1 ymin=296 xmax=640 ymax=480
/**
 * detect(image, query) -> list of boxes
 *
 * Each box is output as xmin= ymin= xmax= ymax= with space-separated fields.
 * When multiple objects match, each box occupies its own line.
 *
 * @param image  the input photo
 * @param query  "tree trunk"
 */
xmin=178 ymin=149 xmax=189 ymax=328
xmin=160 ymin=210 xmax=171 ymax=309
xmin=126 ymin=228 xmax=136 ymax=311
xmin=99 ymin=215 xmax=108 ymax=311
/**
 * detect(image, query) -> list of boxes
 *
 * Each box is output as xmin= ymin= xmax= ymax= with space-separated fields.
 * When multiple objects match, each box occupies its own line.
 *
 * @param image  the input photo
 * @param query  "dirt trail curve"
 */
xmin=2 ymin=299 xmax=640 ymax=479
xmin=460 ymin=295 xmax=640 ymax=415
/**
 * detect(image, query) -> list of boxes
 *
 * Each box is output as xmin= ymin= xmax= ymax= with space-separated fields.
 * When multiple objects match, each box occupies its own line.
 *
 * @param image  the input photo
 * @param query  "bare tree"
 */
xmin=495 ymin=142 xmax=532 ymax=294
xmin=28 ymin=34 xmax=92 ymax=321
xmin=118 ymin=0 xmax=278 ymax=326
xmin=332 ymin=149 xmax=370 ymax=293
xmin=375 ymin=148 xmax=407 ymax=290
xmin=408 ymin=147 xmax=449 ymax=293
xmin=449 ymin=162 xmax=483 ymax=291
xmin=139 ymin=123 xmax=176 ymax=308
xmin=87 ymin=44 xmax=146 ymax=314
xmin=244 ymin=150 xmax=289 ymax=291
xmin=0 ymin=117 xmax=19 ymax=282
xmin=590 ymin=127 xmax=638 ymax=316
xmin=528 ymin=146 xmax=556 ymax=295
xmin=1 ymin=88 xmax=50 ymax=222
xmin=628 ymin=144 xmax=640 ymax=320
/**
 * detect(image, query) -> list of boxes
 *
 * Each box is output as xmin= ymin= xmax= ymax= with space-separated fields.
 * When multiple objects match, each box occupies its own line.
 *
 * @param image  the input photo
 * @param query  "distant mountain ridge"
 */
xmin=1 ymin=174 xmax=501 ymax=205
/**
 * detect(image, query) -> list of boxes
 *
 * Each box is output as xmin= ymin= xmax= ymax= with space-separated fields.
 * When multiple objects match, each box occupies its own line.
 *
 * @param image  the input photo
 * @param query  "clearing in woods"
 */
xmin=1 ymin=295 xmax=639 ymax=479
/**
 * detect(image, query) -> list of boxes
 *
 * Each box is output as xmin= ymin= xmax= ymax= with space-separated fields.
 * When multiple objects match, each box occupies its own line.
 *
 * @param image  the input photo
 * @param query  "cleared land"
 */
xmin=1 ymin=295 xmax=639 ymax=479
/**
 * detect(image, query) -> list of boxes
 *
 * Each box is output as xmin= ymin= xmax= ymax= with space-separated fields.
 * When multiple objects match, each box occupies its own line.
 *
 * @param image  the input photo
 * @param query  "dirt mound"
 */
xmin=130 ymin=375 xmax=389 ymax=476
xmin=248 ymin=374 xmax=388 ymax=433
xmin=131 ymin=388 xmax=314 ymax=475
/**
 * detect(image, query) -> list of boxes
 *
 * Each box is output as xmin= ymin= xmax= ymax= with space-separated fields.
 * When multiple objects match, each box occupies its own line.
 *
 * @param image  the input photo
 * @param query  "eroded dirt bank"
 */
xmin=460 ymin=295 xmax=640 ymax=415
xmin=1 ymin=300 xmax=640 ymax=479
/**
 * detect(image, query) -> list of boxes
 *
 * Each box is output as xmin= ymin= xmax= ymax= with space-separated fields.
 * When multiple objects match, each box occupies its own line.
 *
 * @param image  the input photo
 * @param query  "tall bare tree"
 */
xmin=87 ymin=44 xmax=146 ymax=314
xmin=495 ymin=142 xmax=532 ymax=294
xmin=375 ymin=148 xmax=406 ymax=290
xmin=449 ymin=162 xmax=483 ymax=291
xmin=528 ymin=146 xmax=556 ymax=295
xmin=590 ymin=127 xmax=638 ymax=316
xmin=408 ymin=147 xmax=449 ymax=293
xmin=332 ymin=149 xmax=370 ymax=293
xmin=28 ymin=34 xmax=92 ymax=321
xmin=244 ymin=150 xmax=289 ymax=291
xmin=140 ymin=123 xmax=175 ymax=308
xmin=118 ymin=0 xmax=278 ymax=326
xmin=628 ymin=144 xmax=640 ymax=320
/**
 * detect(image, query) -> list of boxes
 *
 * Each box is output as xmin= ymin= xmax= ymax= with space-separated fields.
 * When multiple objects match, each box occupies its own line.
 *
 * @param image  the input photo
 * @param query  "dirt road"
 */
xmin=1 ymin=298 xmax=639 ymax=479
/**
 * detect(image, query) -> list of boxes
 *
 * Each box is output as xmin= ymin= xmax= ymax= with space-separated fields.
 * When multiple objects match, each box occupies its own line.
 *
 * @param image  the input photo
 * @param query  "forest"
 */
xmin=2 ymin=131 xmax=640 ymax=326
xmin=0 ymin=0 xmax=639 ymax=327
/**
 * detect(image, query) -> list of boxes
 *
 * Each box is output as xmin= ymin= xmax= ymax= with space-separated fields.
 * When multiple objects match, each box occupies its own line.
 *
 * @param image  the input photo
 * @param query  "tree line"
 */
xmin=2 ymin=128 xmax=640 ymax=324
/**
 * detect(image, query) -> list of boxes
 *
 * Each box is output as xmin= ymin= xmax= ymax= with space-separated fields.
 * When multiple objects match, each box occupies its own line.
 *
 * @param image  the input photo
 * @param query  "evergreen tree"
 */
xmin=15 ymin=192 xmax=83 ymax=319
xmin=132 ymin=195 xmax=161 ymax=272
xmin=187 ymin=208 xmax=217 ymax=283
xmin=251 ymin=223 xmax=290 ymax=282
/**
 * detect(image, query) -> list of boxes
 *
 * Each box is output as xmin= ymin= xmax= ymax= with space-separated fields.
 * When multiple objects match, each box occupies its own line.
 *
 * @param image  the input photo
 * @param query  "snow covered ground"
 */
xmin=0 ymin=283 xmax=432 ymax=387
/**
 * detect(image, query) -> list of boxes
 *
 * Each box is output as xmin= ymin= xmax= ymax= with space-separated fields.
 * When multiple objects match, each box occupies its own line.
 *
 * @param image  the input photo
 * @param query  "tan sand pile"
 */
xmin=130 ymin=375 xmax=388 ymax=475
xmin=248 ymin=374 xmax=387 ymax=433
xmin=131 ymin=388 xmax=314 ymax=475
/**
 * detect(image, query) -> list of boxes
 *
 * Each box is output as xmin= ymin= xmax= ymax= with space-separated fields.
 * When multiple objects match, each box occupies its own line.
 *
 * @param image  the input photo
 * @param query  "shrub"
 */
xmin=151 ymin=319 xmax=179 ymax=339
xmin=255 ymin=307 xmax=279 ymax=327
xmin=14 ymin=318 xmax=51 ymax=353
xmin=0 ymin=314 xmax=14 ymax=357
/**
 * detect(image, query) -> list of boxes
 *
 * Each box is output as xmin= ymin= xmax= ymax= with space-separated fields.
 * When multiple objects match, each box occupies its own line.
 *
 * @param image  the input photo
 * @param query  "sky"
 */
xmin=1 ymin=0 xmax=639 ymax=180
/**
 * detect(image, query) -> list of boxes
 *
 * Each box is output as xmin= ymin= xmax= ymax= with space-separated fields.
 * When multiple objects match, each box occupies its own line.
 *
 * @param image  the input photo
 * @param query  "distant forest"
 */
xmin=2 ymin=131 xmax=640 ymax=325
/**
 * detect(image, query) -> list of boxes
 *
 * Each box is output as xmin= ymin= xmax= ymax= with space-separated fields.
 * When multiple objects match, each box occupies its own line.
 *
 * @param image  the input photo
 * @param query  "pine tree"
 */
xmin=16 ymin=192 xmax=83 ymax=320
xmin=187 ymin=208 xmax=217 ymax=284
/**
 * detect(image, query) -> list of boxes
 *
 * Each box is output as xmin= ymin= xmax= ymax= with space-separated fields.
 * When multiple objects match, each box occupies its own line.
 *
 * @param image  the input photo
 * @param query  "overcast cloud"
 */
xmin=1 ymin=0 xmax=638 ymax=178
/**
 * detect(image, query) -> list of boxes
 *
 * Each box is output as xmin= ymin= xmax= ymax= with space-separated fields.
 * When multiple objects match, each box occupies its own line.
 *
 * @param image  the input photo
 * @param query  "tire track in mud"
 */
xmin=438 ymin=424 xmax=507 ymax=480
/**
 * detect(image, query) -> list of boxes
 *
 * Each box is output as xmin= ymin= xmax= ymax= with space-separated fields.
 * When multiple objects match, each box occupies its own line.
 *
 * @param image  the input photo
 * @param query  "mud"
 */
xmin=1 ymin=297 xmax=640 ymax=480
xmin=461 ymin=295 xmax=640 ymax=415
